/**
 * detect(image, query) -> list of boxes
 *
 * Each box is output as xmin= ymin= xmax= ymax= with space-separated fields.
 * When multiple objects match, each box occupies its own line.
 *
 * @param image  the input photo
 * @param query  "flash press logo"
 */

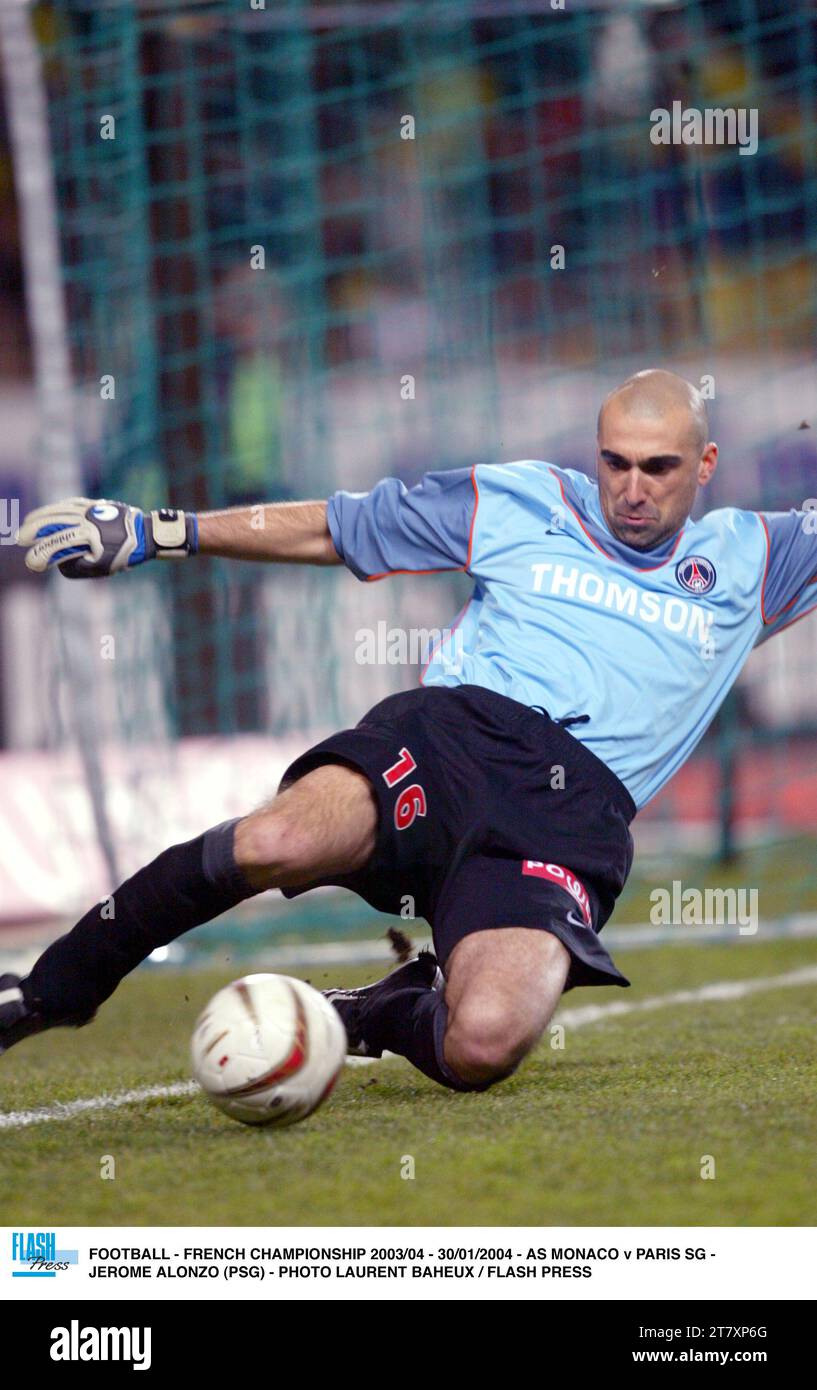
xmin=11 ymin=1230 xmax=78 ymax=1278
xmin=51 ymin=1321 xmax=152 ymax=1371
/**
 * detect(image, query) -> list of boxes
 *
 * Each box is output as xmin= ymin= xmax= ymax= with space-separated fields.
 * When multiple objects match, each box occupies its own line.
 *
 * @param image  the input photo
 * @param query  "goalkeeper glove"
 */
xmin=16 ymin=498 xmax=198 ymax=578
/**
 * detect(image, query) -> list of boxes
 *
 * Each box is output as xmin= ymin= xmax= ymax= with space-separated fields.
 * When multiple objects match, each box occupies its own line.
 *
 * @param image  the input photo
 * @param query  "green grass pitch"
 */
xmin=1 ymin=936 xmax=815 ymax=1227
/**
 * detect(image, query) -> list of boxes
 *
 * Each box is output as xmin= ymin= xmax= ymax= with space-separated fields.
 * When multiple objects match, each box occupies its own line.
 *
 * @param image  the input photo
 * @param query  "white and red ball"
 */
xmin=191 ymin=973 xmax=347 ymax=1127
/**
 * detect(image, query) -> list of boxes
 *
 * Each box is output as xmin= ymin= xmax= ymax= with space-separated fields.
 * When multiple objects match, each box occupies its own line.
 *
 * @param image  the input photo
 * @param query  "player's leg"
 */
xmin=328 ymin=846 xmax=624 ymax=1092
xmin=322 ymin=686 xmax=633 ymax=1092
xmin=0 ymin=763 xmax=377 ymax=1051
xmin=234 ymin=762 xmax=377 ymax=890
xmin=334 ymin=925 xmax=570 ymax=1092
xmin=442 ymin=928 xmax=570 ymax=1084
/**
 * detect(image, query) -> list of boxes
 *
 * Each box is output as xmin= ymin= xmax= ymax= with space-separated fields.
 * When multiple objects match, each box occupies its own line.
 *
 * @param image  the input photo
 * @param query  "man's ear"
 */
xmin=698 ymin=442 xmax=718 ymax=486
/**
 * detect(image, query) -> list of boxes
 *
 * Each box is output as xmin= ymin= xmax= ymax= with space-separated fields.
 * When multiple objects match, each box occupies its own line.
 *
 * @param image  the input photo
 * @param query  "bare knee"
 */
xmin=234 ymin=806 xmax=313 ymax=889
xmin=234 ymin=764 xmax=378 ymax=891
xmin=444 ymin=1006 xmax=535 ymax=1085
xmin=441 ymin=928 xmax=570 ymax=1085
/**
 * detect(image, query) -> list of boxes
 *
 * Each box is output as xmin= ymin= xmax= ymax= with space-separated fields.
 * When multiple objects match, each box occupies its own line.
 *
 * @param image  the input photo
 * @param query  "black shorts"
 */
xmin=279 ymin=684 xmax=637 ymax=990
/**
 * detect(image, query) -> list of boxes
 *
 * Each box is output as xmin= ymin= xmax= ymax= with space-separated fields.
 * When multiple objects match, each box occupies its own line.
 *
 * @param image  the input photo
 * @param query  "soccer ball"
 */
xmin=190 ymin=973 xmax=347 ymax=1127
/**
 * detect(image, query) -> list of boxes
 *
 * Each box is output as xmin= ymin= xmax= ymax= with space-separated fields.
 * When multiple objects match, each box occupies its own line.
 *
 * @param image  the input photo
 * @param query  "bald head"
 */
xmin=598 ymin=369 xmax=708 ymax=455
xmin=595 ymin=369 xmax=717 ymax=550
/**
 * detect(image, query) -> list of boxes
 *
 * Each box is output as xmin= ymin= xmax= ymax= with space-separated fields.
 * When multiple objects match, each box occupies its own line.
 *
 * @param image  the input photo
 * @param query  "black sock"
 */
xmin=24 ymin=818 xmax=257 ymax=1021
xmin=360 ymin=985 xmax=494 ymax=1093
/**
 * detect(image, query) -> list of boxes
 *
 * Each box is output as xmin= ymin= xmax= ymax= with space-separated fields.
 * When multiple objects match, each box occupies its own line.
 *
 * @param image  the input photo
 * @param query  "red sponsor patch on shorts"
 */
xmin=521 ymin=861 xmax=593 ymax=927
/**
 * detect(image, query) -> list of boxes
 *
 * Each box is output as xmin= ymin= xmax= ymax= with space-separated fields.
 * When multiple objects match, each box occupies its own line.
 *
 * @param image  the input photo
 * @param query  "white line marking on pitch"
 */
xmin=1 ymin=964 xmax=816 ymax=1131
xmin=556 ymin=963 xmax=817 ymax=1028
xmin=0 ymin=1080 xmax=199 ymax=1131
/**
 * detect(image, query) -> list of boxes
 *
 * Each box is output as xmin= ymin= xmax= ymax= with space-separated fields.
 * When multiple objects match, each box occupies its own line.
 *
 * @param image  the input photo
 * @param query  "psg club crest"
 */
xmin=675 ymin=555 xmax=716 ymax=595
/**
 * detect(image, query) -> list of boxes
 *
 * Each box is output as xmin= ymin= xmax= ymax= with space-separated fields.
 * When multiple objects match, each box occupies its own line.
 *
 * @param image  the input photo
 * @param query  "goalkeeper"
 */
xmin=2 ymin=370 xmax=816 ymax=1093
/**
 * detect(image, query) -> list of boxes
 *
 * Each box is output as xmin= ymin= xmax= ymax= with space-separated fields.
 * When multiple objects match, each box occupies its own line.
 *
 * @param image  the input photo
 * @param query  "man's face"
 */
xmin=596 ymin=399 xmax=718 ymax=551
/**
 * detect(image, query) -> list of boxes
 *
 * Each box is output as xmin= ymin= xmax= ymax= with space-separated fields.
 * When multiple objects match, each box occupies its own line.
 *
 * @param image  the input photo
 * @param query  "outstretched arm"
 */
xmin=197 ymin=500 xmax=339 ymax=565
xmin=16 ymin=495 xmax=340 ymax=577
xmin=17 ymin=465 xmax=477 ymax=579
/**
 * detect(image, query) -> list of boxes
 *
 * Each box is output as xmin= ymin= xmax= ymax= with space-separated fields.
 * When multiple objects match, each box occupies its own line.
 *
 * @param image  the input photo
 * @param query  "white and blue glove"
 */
xmin=16 ymin=498 xmax=198 ymax=578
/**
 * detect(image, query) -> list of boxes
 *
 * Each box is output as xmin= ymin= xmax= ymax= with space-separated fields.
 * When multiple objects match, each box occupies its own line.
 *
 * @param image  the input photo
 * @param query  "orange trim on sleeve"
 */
xmin=365 ymin=565 xmax=464 ymax=582
xmin=465 ymin=465 xmax=480 ymax=570
xmin=364 ymin=464 xmax=480 ymax=582
xmin=756 ymin=511 xmax=817 ymax=626
xmin=760 ymin=588 xmax=817 ymax=638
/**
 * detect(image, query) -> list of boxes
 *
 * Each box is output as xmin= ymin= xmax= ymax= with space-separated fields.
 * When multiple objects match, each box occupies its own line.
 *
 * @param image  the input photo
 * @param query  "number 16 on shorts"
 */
xmin=383 ymin=747 xmax=427 ymax=830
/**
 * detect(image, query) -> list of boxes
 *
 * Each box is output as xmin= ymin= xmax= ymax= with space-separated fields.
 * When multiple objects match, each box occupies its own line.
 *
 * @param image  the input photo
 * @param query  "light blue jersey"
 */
xmin=327 ymin=461 xmax=817 ymax=809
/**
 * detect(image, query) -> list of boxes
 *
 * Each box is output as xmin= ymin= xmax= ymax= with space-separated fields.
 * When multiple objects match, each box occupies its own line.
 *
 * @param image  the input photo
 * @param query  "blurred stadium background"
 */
xmin=0 ymin=0 xmax=815 ymax=958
